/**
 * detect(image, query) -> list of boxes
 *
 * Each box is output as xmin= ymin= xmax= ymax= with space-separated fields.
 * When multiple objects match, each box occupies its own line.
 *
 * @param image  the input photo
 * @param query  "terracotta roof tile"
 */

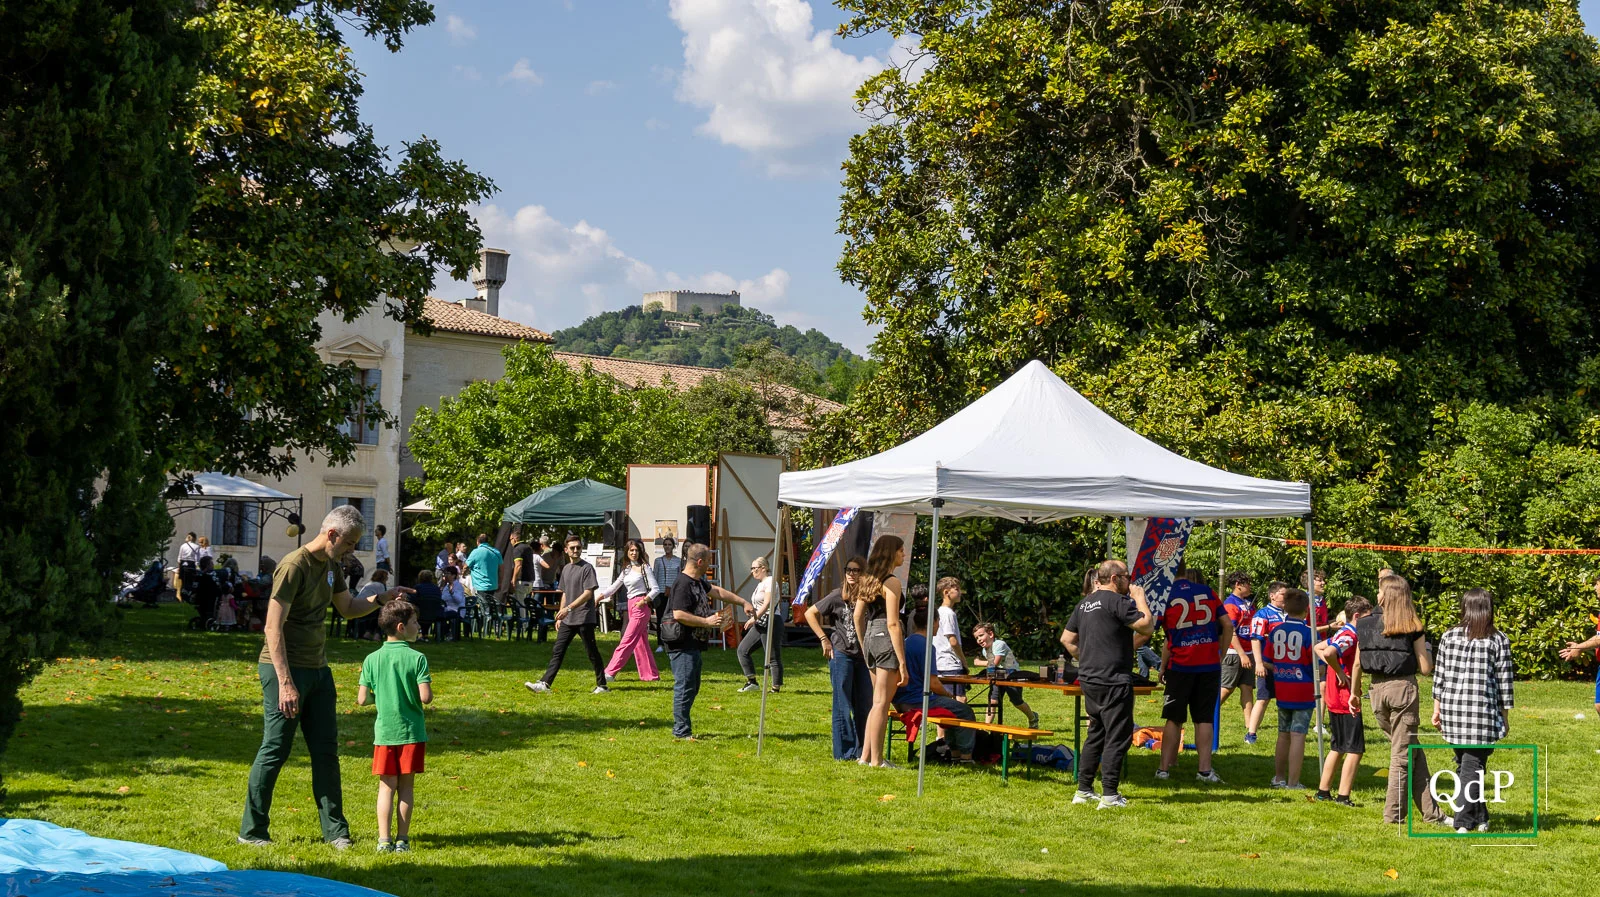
xmin=421 ymin=298 xmax=552 ymax=342
xmin=554 ymin=352 xmax=842 ymax=430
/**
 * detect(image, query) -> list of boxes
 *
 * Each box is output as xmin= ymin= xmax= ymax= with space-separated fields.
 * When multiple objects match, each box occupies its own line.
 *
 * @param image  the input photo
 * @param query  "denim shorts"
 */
xmin=1278 ymin=707 xmax=1313 ymax=735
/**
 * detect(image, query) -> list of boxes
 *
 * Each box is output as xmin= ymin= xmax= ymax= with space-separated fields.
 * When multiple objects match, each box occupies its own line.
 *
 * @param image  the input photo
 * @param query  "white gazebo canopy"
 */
xmin=182 ymin=472 xmax=295 ymax=502
xmin=778 ymin=360 xmax=1309 ymax=520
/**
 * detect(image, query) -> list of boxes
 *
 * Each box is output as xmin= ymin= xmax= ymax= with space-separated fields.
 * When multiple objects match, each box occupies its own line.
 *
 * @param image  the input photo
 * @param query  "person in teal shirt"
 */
xmin=465 ymin=533 xmax=504 ymax=599
xmin=358 ymin=600 xmax=432 ymax=852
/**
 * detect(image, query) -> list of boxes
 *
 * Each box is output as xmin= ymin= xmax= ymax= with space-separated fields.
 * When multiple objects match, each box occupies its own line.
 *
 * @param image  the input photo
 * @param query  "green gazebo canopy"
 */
xmin=501 ymin=478 xmax=625 ymax=526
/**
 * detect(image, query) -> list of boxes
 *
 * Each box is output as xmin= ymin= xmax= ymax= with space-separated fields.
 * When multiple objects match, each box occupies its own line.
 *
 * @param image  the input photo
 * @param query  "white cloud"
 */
xmin=445 ymin=14 xmax=477 ymax=45
xmin=453 ymin=65 xmax=482 ymax=82
xmin=500 ymin=58 xmax=543 ymax=87
xmin=586 ymin=79 xmax=618 ymax=95
xmin=457 ymin=204 xmax=795 ymax=333
xmin=668 ymin=0 xmax=885 ymax=176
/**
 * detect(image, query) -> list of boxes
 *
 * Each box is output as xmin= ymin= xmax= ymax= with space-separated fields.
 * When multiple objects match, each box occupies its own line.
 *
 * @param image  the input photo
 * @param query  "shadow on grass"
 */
xmin=418 ymin=830 xmax=622 ymax=849
xmin=7 ymin=695 xmax=675 ymax=775
xmin=277 ymin=848 xmax=1357 ymax=897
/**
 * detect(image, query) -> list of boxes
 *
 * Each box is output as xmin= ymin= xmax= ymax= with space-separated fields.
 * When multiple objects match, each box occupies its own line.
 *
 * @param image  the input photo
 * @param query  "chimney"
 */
xmin=471 ymin=247 xmax=510 ymax=317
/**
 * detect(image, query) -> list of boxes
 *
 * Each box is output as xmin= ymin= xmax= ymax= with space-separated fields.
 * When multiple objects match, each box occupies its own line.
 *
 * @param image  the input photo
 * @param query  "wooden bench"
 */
xmin=888 ymin=710 xmax=1054 ymax=784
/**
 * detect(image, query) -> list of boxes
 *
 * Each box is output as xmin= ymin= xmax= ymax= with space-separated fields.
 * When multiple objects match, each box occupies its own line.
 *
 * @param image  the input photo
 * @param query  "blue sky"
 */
xmin=350 ymin=0 xmax=1600 ymax=355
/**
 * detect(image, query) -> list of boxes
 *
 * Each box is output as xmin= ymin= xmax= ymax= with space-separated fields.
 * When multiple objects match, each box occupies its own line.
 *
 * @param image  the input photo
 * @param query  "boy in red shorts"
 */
xmin=358 ymin=600 xmax=432 ymax=852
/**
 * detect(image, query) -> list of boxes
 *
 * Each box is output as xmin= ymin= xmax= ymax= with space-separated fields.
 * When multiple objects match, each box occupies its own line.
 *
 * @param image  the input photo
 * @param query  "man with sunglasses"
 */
xmin=1061 ymin=559 xmax=1155 ymax=809
xmin=524 ymin=535 xmax=608 ymax=695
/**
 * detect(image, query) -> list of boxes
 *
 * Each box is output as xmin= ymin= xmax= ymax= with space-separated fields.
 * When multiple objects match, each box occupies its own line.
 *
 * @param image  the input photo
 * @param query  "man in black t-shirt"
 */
xmin=1062 ymin=559 xmax=1154 ymax=809
xmin=662 ymin=543 xmax=752 ymax=739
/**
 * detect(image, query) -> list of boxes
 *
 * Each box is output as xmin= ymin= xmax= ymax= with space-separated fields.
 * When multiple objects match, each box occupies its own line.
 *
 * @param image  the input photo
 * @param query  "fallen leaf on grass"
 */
xmin=711 ymin=705 xmax=723 ymax=711
xmin=607 ymin=737 xmax=616 ymax=742
xmin=498 ymin=730 xmax=511 ymax=737
xmin=878 ymin=794 xmax=895 ymax=803
xmin=450 ymin=738 xmax=461 ymax=745
xmin=577 ymin=761 xmax=588 ymax=768
xmin=449 ymin=776 xmax=460 ymax=781
xmin=1240 ymin=853 xmax=1260 ymax=860
xmin=116 ymin=786 xmax=130 ymax=794
xmin=606 ymin=770 xmax=616 ymax=779
xmin=345 ymin=740 xmax=357 ymax=747
xmin=1175 ymin=839 xmax=1188 ymax=844
xmin=1384 ymin=869 xmax=1399 ymax=880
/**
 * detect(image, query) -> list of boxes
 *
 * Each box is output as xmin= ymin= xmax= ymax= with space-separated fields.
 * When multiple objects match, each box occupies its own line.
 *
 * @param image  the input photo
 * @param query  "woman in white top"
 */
xmin=601 ymin=539 xmax=661 ymax=682
xmin=736 ymin=556 xmax=783 ymax=693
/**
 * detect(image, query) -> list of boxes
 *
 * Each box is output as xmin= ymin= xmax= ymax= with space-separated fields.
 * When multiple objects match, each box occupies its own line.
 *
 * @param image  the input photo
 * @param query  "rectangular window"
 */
xmin=210 ymin=500 xmax=258 ymax=547
xmin=342 ymin=368 xmax=383 ymax=445
xmin=330 ymin=496 xmax=376 ymax=552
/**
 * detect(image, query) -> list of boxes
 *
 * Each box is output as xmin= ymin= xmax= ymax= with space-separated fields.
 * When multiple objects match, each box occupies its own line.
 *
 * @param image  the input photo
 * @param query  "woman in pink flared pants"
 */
xmin=603 ymin=539 xmax=662 ymax=682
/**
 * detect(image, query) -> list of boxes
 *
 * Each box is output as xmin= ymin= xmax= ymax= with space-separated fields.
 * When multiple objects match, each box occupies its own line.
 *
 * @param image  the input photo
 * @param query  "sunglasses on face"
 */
xmin=845 ymin=568 xmax=862 ymax=574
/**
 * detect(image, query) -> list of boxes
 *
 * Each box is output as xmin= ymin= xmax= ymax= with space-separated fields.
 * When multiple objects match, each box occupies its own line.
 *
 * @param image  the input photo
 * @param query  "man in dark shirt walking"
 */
xmin=660 ymin=543 xmax=752 ymax=739
xmin=525 ymin=535 xmax=608 ymax=695
xmin=1062 ymin=559 xmax=1154 ymax=809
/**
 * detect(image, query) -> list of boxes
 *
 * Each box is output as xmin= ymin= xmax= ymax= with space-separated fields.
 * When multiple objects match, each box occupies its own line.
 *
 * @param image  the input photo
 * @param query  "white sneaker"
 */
xmin=524 ymin=681 xmax=549 ymax=694
xmin=1096 ymin=794 xmax=1129 ymax=810
xmin=1270 ymin=777 xmax=1288 ymax=789
xmin=655 ymin=646 xmax=665 ymax=653
xmin=1456 ymin=827 xmax=1469 ymax=834
xmin=1441 ymin=816 xmax=1455 ymax=828
xmin=737 ymin=681 xmax=760 ymax=693
xmin=1196 ymin=770 xmax=1224 ymax=784
xmin=1476 ymin=822 xmax=1489 ymax=833
xmin=1286 ymin=783 xmax=1306 ymax=790
xmin=1154 ymin=769 xmax=1170 ymax=780
xmin=605 ymin=673 xmax=615 ymax=684
xmin=1072 ymin=790 xmax=1098 ymax=805
xmin=592 ymin=685 xmax=610 ymax=695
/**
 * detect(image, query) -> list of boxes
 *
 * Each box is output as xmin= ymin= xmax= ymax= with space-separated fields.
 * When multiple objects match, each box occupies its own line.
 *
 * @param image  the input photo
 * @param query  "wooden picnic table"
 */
xmin=937 ymin=674 xmax=1156 ymax=780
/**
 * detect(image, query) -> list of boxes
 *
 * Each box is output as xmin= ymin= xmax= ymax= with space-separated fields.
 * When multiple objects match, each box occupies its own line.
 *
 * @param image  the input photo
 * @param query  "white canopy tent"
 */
xmin=762 ymin=360 xmax=1315 ymax=795
xmin=167 ymin=473 xmax=303 ymax=576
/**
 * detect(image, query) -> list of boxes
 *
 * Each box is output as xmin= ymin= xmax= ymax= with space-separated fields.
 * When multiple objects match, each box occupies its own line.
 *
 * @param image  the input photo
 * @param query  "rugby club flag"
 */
xmin=793 ymin=507 xmax=859 ymax=605
xmin=1125 ymin=517 xmax=1195 ymax=606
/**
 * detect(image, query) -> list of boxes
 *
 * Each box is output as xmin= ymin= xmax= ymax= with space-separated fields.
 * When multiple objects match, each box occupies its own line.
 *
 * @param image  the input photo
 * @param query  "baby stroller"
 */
xmin=118 ymin=559 xmax=167 ymax=608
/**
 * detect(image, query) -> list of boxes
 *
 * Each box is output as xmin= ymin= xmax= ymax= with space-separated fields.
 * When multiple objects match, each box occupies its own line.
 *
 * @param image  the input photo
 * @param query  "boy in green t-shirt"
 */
xmin=357 ymin=600 xmax=432 ymax=852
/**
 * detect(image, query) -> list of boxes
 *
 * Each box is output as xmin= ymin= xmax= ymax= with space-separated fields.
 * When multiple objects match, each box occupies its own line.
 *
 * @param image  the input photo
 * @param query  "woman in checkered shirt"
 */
xmin=1430 ymin=588 xmax=1515 ymax=833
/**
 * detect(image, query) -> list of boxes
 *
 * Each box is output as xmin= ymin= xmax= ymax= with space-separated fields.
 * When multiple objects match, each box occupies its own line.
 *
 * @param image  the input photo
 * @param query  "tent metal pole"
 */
xmin=1214 ymin=520 xmax=1227 ymax=754
xmin=916 ymin=500 xmax=944 ymax=798
xmin=756 ymin=503 xmax=784 ymax=757
xmin=1305 ymin=518 xmax=1324 ymax=771
xmin=1105 ymin=518 xmax=1117 ymax=558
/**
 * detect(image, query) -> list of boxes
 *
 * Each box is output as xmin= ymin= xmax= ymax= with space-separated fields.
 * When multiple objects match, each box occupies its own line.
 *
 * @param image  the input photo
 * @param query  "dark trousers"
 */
xmin=829 ymin=652 xmax=874 ymax=760
xmin=1078 ymin=681 xmax=1136 ymax=796
xmin=736 ymin=624 xmax=784 ymax=686
xmin=1452 ymin=747 xmax=1495 ymax=830
xmin=540 ymin=621 xmax=605 ymax=687
xmin=667 ymin=649 xmax=703 ymax=738
xmin=241 ymin=664 xmax=349 ymax=842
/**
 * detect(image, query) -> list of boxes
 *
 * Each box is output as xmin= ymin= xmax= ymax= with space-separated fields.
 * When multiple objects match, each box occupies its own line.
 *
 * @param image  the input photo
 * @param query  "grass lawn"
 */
xmin=4 ymin=605 xmax=1598 ymax=896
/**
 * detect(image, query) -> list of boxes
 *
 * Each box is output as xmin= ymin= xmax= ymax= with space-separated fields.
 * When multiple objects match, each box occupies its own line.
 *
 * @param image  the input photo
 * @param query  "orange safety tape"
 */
xmin=1284 ymin=540 xmax=1600 ymax=556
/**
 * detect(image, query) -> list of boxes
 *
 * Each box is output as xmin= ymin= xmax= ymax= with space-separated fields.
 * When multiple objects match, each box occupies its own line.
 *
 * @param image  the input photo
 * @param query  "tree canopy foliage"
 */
xmin=0 ymin=0 xmax=490 ymax=784
xmin=408 ymin=344 xmax=776 ymax=536
xmin=550 ymin=304 xmax=875 ymax=402
xmin=1 ymin=0 xmax=203 ymax=788
xmin=815 ymin=0 xmax=1600 ymax=676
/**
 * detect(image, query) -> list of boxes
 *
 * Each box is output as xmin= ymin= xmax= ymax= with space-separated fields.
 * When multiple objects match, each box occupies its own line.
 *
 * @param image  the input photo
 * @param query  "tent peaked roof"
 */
xmin=179 ymin=472 xmax=295 ymax=502
xmin=778 ymin=360 xmax=1310 ymax=522
xmin=502 ymin=478 xmax=626 ymax=526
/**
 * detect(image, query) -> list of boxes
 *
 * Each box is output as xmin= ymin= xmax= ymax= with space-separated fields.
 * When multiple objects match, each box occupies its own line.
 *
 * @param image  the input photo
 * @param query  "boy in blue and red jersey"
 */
xmin=1218 ymin=572 xmax=1257 ymax=741
xmin=1152 ymin=568 xmax=1233 ymax=784
xmin=1246 ymin=582 xmax=1288 ymax=744
xmin=1315 ymin=596 xmax=1371 ymax=806
xmin=1261 ymin=588 xmax=1316 ymax=789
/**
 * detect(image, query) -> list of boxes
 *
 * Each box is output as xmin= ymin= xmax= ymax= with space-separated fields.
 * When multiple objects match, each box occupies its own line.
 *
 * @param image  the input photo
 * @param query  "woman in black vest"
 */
xmin=1355 ymin=573 xmax=1448 ymax=825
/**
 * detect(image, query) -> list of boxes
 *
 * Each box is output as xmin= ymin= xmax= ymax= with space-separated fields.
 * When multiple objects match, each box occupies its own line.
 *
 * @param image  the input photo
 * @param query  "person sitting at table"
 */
xmin=409 ymin=570 xmax=446 ymax=642
xmin=973 ymin=622 xmax=1040 ymax=729
xmin=895 ymin=601 xmax=975 ymax=763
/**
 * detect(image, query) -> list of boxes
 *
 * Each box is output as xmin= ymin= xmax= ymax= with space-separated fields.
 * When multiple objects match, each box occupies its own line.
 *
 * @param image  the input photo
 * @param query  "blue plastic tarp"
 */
xmin=0 ymin=819 xmax=224 ymax=876
xmin=0 ymin=820 xmax=394 ymax=897
xmin=3 ymin=871 xmax=394 ymax=897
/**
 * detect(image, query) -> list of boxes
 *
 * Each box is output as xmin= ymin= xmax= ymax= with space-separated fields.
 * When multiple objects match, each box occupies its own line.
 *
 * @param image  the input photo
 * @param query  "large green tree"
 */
xmin=1 ymin=0 xmax=202 ymax=787
xmin=408 ymin=344 xmax=777 ymax=537
xmin=165 ymin=1 xmax=492 ymax=479
xmin=815 ymin=0 xmax=1600 ymax=673
xmin=0 ymin=0 xmax=491 ymax=785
